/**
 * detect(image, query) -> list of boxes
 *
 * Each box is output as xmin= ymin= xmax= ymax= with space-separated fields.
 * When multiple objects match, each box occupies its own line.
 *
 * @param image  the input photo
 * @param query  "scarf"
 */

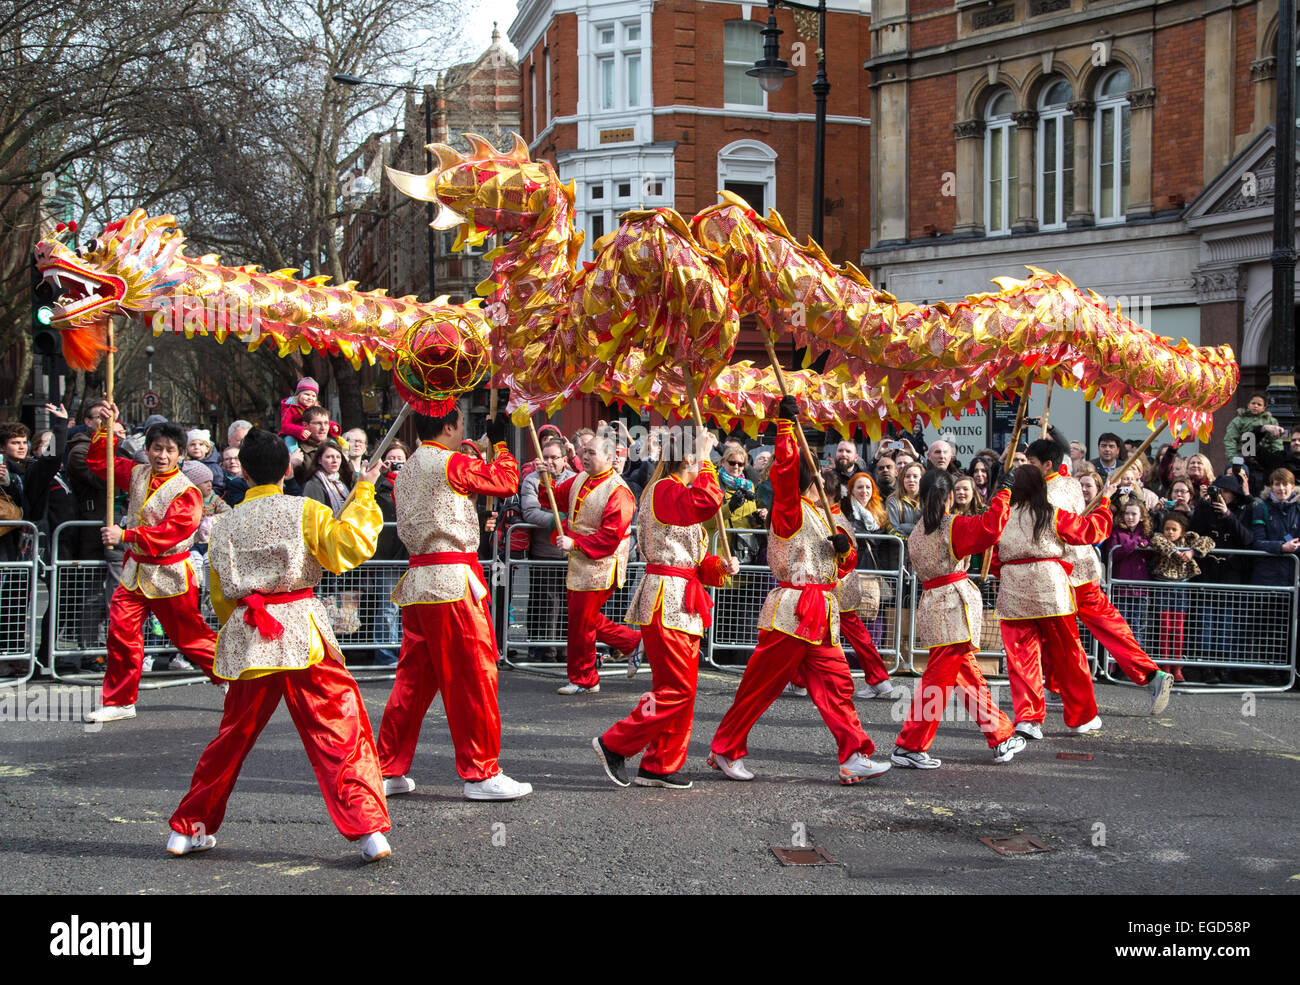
xmin=316 ymin=469 xmax=347 ymax=515
xmin=850 ymin=497 xmax=880 ymax=532
xmin=718 ymin=468 xmax=754 ymax=496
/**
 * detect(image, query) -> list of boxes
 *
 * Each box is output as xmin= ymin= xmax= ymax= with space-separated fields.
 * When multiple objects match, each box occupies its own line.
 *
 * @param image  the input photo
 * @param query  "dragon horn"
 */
xmin=463 ymin=132 xmax=497 ymax=160
xmin=508 ymin=131 xmax=531 ymax=162
xmin=386 ymin=165 xmax=438 ymax=202
xmin=428 ymin=143 xmax=463 ymax=170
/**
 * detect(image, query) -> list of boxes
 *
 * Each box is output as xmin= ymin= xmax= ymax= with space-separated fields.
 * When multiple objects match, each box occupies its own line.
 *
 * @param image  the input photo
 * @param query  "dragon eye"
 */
xmin=83 ymin=239 xmax=99 ymax=254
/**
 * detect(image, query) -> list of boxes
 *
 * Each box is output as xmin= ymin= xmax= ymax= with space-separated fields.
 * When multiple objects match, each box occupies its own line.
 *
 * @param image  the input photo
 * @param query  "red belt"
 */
xmin=777 ymin=581 xmax=836 ymax=639
xmin=1001 ymin=556 xmax=1074 ymax=575
xmin=409 ymin=552 xmax=479 ymax=567
xmin=238 ymin=587 xmax=314 ymax=640
xmin=646 ymin=563 xmax=713 ymax=628
xmin=126 ymin=549 xmax=190 ymax=566
xmin=922 ymin=571 xmax=969 ymax=591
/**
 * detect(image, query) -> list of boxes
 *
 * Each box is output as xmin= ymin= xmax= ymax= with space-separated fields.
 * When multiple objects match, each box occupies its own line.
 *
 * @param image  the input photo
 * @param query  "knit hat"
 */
xmin=143 ymin=414 xmax=168 ymax=429
xmin=187 ymin=429 xmax=211 ymax=447
xmin=181 ymin=461 xmax=213 ymax=485
xmin=295 ymin=377 xmax=319 ymax=394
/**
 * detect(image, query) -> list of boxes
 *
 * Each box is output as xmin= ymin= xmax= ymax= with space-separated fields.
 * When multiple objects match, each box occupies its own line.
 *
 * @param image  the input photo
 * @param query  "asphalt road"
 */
xmin=1 ymin=667 xmax=1297 ymax=895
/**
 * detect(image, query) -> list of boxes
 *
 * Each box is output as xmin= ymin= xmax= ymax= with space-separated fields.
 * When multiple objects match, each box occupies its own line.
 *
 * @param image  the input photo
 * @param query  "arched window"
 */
xmin=724 ymin=20 xmax=765 ymax=108
xmin=1094 ymin=68 xmax=1131 ymax=223
xmin=984 ymin=88 xmax=1017 ymax=235
xmin=717 ymin=139 xmax=776 ymax=215
xmin=1037 ymin=79 xmax=1074 ymax=230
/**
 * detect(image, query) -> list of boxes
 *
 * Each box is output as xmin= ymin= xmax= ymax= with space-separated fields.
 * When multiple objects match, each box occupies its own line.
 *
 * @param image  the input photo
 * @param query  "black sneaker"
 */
xmin=592 ymin=736 xmax=630 ymax=787
xmin=634 ymin=766 xmax=693 ymax=789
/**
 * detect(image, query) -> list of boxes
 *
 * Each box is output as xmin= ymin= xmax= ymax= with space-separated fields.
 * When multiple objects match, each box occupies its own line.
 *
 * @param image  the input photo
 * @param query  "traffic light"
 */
xmin=30 ymin=254 xmax=60 ymax=357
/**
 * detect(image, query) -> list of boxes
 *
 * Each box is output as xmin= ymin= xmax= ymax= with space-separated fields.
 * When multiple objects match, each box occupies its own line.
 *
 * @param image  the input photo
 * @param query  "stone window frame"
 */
xmin=1093 ymin=66 xmax=1133 ymax=224
xmin=1036 ymin=77 xmax=1075 ymax=231
xmin=717 ymin=139 xmax=778 ymax=215
xmin=984 ymin=87 xmax=1018 ymax=236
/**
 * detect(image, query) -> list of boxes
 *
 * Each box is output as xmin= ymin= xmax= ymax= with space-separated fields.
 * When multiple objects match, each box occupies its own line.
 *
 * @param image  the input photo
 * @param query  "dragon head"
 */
xmin=387 ymin=132 xmax=566 ymax=249
xmin=33 ymin=210 xmax=193 ymax=369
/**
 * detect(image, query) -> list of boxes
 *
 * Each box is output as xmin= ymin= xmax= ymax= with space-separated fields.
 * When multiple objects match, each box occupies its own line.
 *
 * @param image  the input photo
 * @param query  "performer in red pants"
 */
xmin=709 ymin=397 xmax=890 ymax=785
xmin=593 ymin=428 xmax=739 ymax=789
xmin=892 ymin=471 xmax=1025 ymax=767
xmin=996 ymin=466 xmax=1117 ymax=737
xmin=552 ymin=431 xmax=642 ymax=694
xmin=168 ymin=428 xmax=392 ymax=863
xmin=85 ymin=408 xmax=217 ymax=723
xmin=1024 ymin=436 xmax=1172 ymax=715
xmin=377 ymin=408 xmax=532 ymax=802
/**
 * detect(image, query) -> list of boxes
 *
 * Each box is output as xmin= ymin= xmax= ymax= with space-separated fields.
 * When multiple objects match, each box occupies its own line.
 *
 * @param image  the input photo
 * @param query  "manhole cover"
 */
xmin=771 ymin=845 xmax=837 ymax=866
xmin=979 ymin=835 xmax=1050 ymax=855
xmin=1057 ymin=752 xmax=1093 ymax=761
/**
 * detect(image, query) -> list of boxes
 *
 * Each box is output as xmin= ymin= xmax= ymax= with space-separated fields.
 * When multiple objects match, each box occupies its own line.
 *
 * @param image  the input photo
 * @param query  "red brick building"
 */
xmin=509 ymin=0 xmax=874 ymax=434
xmin=864 ymin=0 xmax=1297 ymax=465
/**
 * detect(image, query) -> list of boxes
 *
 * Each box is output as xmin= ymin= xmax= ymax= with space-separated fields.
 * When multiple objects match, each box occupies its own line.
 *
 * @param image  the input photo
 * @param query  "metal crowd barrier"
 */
xmin=27 ymin=521 xmax=1300 ymax=696
xmin=0 ymin=521 xmax=40 ymax=689
xmin=1103 ymin=548 xmax=1298 ymax=693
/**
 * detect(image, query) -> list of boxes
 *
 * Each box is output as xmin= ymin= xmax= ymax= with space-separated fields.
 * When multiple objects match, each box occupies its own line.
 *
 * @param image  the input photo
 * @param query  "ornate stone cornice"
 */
xmin=1128 ymin=87 xmax=1157 ymax=110
xmin=953 ymin=118 xmax=985 ymax=139
xmin=1192 ymin=266 xmax=1244 ymax=303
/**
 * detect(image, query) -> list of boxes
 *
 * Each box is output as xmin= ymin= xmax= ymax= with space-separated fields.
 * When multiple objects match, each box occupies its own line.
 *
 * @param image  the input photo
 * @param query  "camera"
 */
xmin=386 ymin=460 xmax=404 ymax=472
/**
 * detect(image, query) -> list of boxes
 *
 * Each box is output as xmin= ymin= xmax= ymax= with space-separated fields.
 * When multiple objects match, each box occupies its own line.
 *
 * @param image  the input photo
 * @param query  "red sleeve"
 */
xmin=770 ymin=420 xmax=801 ymax=539
xmin=950 ymin=489 xmax=1011 ymax=557
xmin=652 ymin=463 xmax=725 ymax=525
xmin=571 ymin=483 xmax=635 ymax=559
xmin=122 ymin=486 xmax=202 ymax=553
xmin=446 ymin=445 xmax=519 ymax=498
xmin=328 ymin=421 xmax=341 ymax=437
xmin=698 ymin=553 xmax=730 ymax=587
xmin=280 ymin=403 xmax=310 ymax=441
xmin=1054 ymin=499 xmax=1114 ymax=546
xmin=87 ymin=426 xmax=136 ymax=491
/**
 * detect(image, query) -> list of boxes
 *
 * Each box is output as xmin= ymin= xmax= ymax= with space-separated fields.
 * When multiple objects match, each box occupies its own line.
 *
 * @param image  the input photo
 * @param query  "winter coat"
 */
xmin=1250 ymin=491 xmax=1300 ymax=586
xmin=520 ymin=467 xmax=574 ymax=560
xmin=1190 ymin=496 xmax=1255 ymax=583
xmin=279 ymin=396 xmax=342 ymax=443
xmin=1224 ymin=408 xmax=1283 ymax=459
xmin=1149 ymin=531 xmax=1215 ymax=581
xmin=1102 ymin=527 xmax=1152 ymax=588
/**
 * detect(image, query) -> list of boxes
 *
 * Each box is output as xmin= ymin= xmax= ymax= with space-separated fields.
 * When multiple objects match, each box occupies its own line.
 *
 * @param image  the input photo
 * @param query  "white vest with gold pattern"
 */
xmin=758 ymin=499 xmax=840 ymax=644
xmin=909 ymin=516 xmax=982 ymax=648
xmin=392 ymin=444 xmax=485 ymax=606
xmin=121 ymin=465 xmax=198 ymax=598
xmin=209 ymin=495 xmax=340 ymax=680
xmin=996 ymin=505 xmax=1076 ymax=619
xmin=1046 ymin=474 xmax=1103 ymax=586
xmin=625 ymin=477 xmax=708 ymax=636
xmin=566 ymin=472 xmax=632 ymax=591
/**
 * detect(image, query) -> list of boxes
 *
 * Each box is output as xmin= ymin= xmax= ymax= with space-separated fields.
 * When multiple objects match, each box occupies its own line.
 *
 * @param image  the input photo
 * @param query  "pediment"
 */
xmin=1186 ymin=127 xmax=1300 ymax=226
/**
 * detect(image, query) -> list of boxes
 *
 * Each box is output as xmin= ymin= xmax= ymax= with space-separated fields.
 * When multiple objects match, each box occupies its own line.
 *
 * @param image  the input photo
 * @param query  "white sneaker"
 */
xmin=891 ymin=746 xmax=941 ymax=769
xmin=993 ymin=734 xmax=1028 ymax=763
xmin=707 ymin=752 xmax=754 ymax=781
xmin=171 ymin=655 xmax=196 ymax=672
xmin=838 ymin=751 xmax=891 ymax=784
xmin=1145 ymin=670 xmax=1173 ymax=716
xmin=141 ymin=655 xmax=154 ymax=673
xmin=783 ymin=683 xmax=808 ymax=697
xmin=1068 ymin=715 xmax=1103 ymax=734
xmin=360 ymin=831 xmax=391 ymax=863
xmin=556 ymin=682 xmax=599 ymax=695
xmin=857 ymin=679 xmax=897 ymax=700
xmin=86 ymin=704 xmax=136 ymax=724
xmin=166 ymin=830 xmax=216 ymax=856
xmin=464 ymin=772 xmax=533 ymax=801
xmin=1014 ymin=721 xmax=1043 ymax=741
xmin=383 ymin=775 xmax=415 ymax=797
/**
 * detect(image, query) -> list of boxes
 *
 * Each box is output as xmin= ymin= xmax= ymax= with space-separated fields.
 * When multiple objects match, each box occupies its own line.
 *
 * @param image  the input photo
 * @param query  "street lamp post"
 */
xmin=747 ymin=0 xmax=828 ymax=247
xmin=332 ymin=73 xmax=437 ymax=302
xmin=1269 ymin=0 xmax=1298 ymax=429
